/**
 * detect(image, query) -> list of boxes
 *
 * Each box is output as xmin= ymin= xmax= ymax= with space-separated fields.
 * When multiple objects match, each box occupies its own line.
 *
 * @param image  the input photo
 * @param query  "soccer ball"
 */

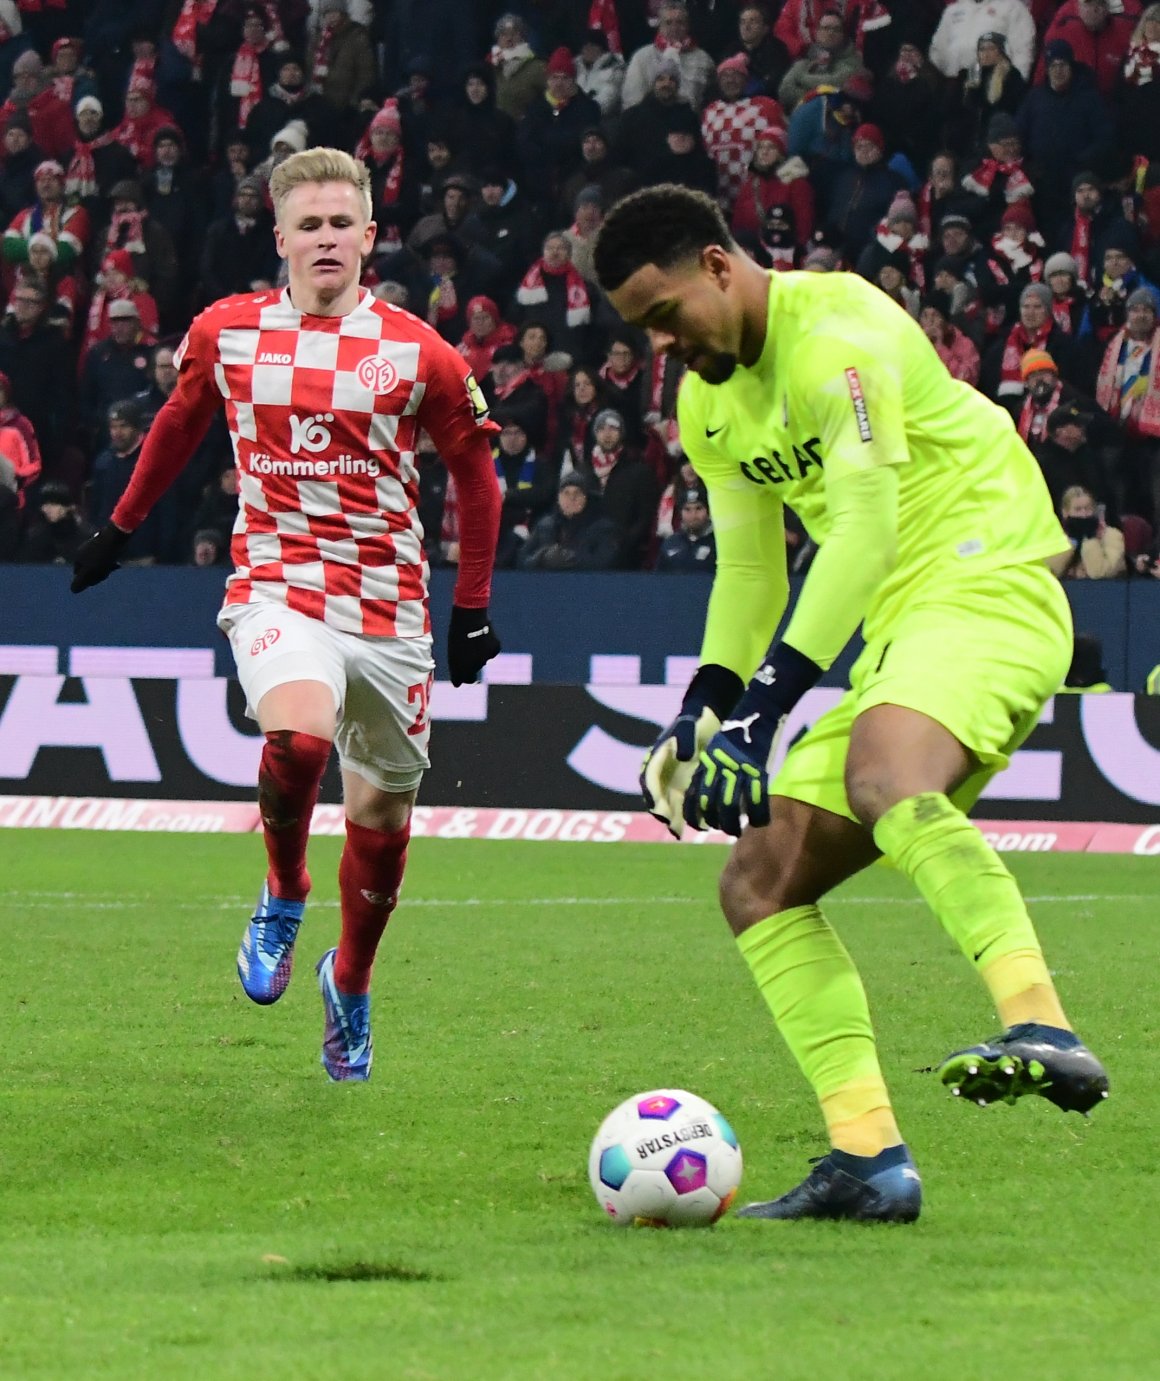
xmin=588 ymin=1089 xmax=742 ymax=1227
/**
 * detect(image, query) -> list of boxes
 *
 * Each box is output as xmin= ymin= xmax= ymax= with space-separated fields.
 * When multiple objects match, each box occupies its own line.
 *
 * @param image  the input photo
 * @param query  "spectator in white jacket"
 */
xmin=930 ymin=0 xmax=1037 ymax=80
xmin=576 ymin=28 xmax=626 ymax=117
xmin=621 ymin=0 xmax=717 ymax=111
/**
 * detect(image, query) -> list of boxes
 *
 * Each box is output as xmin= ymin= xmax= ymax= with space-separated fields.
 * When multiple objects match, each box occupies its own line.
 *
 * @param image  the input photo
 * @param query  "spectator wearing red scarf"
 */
xmin=457 ymin=295 xmax=515 ymax=381
xmin=355 ymin=103 xmax=420 ymax=253
xmin=111 ymin=77 xmax=180 ymax=170
xmin=516 ymin=231 xmax=593 ymax=362
xmin=1121 ymin=4 xmax=1160 ymax=159
xmin=80 ymin=249 xmax=159 ymax=370
xmin=621 ymin=1 xmax=716 ymax=110
xmin=982 ymin=282 xmax=1079 ymax=408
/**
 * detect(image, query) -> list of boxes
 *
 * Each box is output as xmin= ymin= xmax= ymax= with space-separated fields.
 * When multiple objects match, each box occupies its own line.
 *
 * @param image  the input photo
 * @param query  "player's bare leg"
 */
xmin=314 ymin=769 xmax=415 ymax=1082
xmin=721 ymin=796 xmax=922 ymax=1222
xmin=847 ymin=703 xmax=1108 ymax=1114
xmin=237 ymin=680 xmax=335 ymax=1004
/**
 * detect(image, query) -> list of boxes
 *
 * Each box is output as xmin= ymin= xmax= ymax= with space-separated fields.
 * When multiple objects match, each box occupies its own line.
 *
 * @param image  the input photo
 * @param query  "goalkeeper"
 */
xmin=593 ymin=186 xmax=1109 ymax=1225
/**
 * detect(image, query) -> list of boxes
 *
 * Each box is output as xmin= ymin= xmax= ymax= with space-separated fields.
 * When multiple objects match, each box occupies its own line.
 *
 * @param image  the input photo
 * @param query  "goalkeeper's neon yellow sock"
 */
xmin=872 ymin=792 xmax=1070 ymax=1031
xmin=737 ymin=906 xmax=901 ymax=1157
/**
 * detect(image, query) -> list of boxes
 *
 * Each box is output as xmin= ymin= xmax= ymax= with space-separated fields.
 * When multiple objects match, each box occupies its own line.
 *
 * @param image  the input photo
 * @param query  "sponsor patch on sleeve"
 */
xmin=173 ymin=328 xmax=191 ymax=370
xmin=844 ymin=367 xmax=873 ymax=443
xmin=465 ymin=370 xmax=490 ymax=426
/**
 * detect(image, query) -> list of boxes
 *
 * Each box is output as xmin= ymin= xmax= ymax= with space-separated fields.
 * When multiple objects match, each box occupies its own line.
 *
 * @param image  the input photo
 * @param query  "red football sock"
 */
xmin=257 ymin=730 xmax=332 ymax=901
xmin=334 ymin=818 xmax=409 ymax=994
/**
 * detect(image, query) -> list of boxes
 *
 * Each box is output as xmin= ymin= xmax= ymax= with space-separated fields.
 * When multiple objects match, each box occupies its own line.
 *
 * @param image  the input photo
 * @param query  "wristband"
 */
xmin=682 ymin=663 xmax=745 ymax=722
xmin=742 ymin=642 xmax=823 ymax=717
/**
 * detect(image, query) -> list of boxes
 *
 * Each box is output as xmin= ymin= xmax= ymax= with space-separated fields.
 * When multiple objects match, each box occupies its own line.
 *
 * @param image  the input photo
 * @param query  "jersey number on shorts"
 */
xmin=407 ymin=674 xmax=433 ymax=737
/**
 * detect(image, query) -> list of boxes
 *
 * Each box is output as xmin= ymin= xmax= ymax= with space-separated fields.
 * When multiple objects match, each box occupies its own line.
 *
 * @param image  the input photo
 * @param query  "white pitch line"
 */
xmin=0 ymin=890 xmax=1152 ymax=911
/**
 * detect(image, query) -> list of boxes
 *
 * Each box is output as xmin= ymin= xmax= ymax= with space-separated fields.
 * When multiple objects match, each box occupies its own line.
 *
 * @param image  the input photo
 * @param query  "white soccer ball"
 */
xmin=588 ymin=1089 xmax=743 ymax=1227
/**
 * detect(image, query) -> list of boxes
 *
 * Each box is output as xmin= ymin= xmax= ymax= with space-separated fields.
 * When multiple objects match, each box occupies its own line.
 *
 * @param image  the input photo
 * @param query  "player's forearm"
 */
xmin=111 ymin=387 xmax=218 ymax=532
xmin=697 ymin=483 xmax=788 ymax=682
xmin=700 ymin=559 xmax=788 ymax=683
xmin=782 ymin=466 xmax=900 ymax=669
xmin=443 ymin=433 xmax=501 ymax=607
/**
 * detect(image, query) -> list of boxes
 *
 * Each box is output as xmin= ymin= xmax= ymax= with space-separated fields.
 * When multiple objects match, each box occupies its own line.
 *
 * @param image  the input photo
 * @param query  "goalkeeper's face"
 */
xmin=607 ymin=247 xmax=742 ymax=385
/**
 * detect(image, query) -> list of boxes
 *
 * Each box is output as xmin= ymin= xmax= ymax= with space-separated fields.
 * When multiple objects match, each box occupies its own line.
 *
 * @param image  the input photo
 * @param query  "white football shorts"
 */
xmin=219 ymin=601 xmax=435 ymax=793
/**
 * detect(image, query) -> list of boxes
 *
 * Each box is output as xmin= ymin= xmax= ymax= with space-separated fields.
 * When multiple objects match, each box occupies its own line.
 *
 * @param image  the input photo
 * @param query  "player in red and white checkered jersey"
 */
xmin=72 ymin=148 xmax=503 ymax=1081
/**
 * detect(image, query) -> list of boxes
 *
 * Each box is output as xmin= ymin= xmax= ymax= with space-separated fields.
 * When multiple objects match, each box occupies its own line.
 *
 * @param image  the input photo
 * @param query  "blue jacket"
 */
xmin=1015 ymin=68 xmax=1113 ymax=193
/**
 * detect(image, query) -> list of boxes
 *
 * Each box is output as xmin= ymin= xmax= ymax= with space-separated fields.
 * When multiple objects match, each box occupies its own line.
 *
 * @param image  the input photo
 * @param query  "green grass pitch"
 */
xmin=1 ymin=834 xmax=1157 ymax=1380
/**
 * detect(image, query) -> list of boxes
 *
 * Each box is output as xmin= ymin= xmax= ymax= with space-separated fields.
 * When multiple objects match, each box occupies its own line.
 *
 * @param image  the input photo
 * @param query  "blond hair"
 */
xmin=270 ymin=147 xmax=372 ymax=222
xmin=1131 ymin=2 xmax=1160 ymax=44
xmin=1061 ymin=484 xmax=1094 ymax=512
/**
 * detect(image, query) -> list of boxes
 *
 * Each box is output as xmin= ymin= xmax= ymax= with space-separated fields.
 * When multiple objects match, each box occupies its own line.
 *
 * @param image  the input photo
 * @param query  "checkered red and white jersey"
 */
xmin=172 ymin=288 xmax=494 ymax=638
xmin=701 ymin=96 xmax=784 ymax=211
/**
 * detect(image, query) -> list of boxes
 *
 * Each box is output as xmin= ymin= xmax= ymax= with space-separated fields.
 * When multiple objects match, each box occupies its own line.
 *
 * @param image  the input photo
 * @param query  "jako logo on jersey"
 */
xmin=845 ymin=367 xmax=873 ymax=443
xmin=356 ymin=354 xmax=398 ymax=394
xmin=289 ymin=411 xmax=334 ymax=453
xmin=250 ymin=628 xmax=280 ymax=656
xmin=258 ymin=351 xmax=293 ymax=364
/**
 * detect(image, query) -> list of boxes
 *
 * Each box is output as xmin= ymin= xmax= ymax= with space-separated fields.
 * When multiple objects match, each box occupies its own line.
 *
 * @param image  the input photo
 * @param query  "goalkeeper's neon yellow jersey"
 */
xmin=677 ymin=270 xmax=1069 ymax=675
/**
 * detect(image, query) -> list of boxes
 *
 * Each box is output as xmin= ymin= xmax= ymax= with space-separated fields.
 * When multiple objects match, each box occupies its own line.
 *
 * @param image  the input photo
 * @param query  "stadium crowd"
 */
xmin=0 ymin=0 xmax=1159 ymax=581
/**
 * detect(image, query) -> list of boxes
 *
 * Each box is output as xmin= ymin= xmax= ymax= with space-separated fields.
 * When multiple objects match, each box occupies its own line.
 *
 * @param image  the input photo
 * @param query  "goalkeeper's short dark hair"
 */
xmin=594 ymin=184 xmax=735 ymax=292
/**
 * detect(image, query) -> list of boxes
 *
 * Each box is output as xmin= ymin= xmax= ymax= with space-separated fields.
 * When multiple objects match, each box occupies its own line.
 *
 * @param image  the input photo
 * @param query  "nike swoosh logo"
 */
xmin=705 ymin=425 xmax=726 ymax=438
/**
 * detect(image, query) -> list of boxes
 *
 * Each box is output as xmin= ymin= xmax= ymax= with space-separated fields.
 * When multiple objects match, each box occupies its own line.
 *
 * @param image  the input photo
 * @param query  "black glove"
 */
xmin=1064 ymin=514 xmax=1100 ymax=542
xmin=685 ymin=643 xmax=823 ymax=837
xmin=447 ymin=605 xmax=501 ymax=686
xmin=71 ymin=523 xmax=131 ymax=593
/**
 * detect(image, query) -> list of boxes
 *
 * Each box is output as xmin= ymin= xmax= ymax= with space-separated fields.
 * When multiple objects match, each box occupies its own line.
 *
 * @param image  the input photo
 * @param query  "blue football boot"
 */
xmin=236 ymin=883 xmax=305 ymax=1005
xmin=736 ymin=1144 xmax=922 ymax=1223
xmin=940 ymin=1022 xmax=1109 ymax=1114
xmin=316 ymin=949 xmax=373 ymax=1082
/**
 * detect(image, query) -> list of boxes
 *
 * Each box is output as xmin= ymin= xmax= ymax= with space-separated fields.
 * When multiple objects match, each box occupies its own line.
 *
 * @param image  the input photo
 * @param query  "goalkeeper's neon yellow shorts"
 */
xmin=772 ymin=561 xmax=1073 ymax=823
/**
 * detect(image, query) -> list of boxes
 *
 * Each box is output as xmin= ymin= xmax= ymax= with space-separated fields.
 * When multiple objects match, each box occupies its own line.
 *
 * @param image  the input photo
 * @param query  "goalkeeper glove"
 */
xmin=447 ymin=605 xmax=501 ymax=686
xmin=71 ymin=522 xmax=131 ymax=593
xmin=684 ymin=643 xmax=822 ymax=838
xmin=641 ymin=663 xmax=744 ymax=839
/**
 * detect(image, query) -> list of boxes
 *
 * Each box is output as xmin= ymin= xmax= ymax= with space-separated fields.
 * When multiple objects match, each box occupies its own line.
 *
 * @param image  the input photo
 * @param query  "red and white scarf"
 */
xmin=874 ymin=221 xmax=928 ymax=290
xmin=999 ymin=320 xmax=1051 ymax=397
xmin=230 ymin=41 xmax=267 ymax=125
xmin=589 ymin=444 xmax=620 ymax=485
xmin=962 ymin=157 xmax=1033 ymax=201
xmin=1096 ymin=325 xmax=1160 ymax=437
xmin=128 ymin=55 xmax=156 ymax=93
xmin=990 ymin=229 xmax=1044 ymax=279
xmin=173 ymin=0 xmax=217 ymax=76
xmin=1051 ymin=295 xmax=1075 ymax=334
xmin=66 ymin=133 xmax=112 ymax=202
xmin=373 ymin=153 xmax=404 ymax=249
xmin=106 ymin=210 xmax=146 ymax=255
xmin=1124 ymin=40 xmax=1160 ymax=86
xmin=654 ymin=30 xmax=695 ymax=55
xmin=587 ymin=0 xmax=622 ymax=54
xmin=1070 ymin=212 xmax=1094 ymax=287
xmin=1017 ymin=379 xmax=1063 ymax=444
xmin=600 ymin=360 xmax=642 ymax=390
xmin=311 ymin=24 xmax=336 ymax=90
xmin=517 ymin=259 xmax=591 ymax=327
